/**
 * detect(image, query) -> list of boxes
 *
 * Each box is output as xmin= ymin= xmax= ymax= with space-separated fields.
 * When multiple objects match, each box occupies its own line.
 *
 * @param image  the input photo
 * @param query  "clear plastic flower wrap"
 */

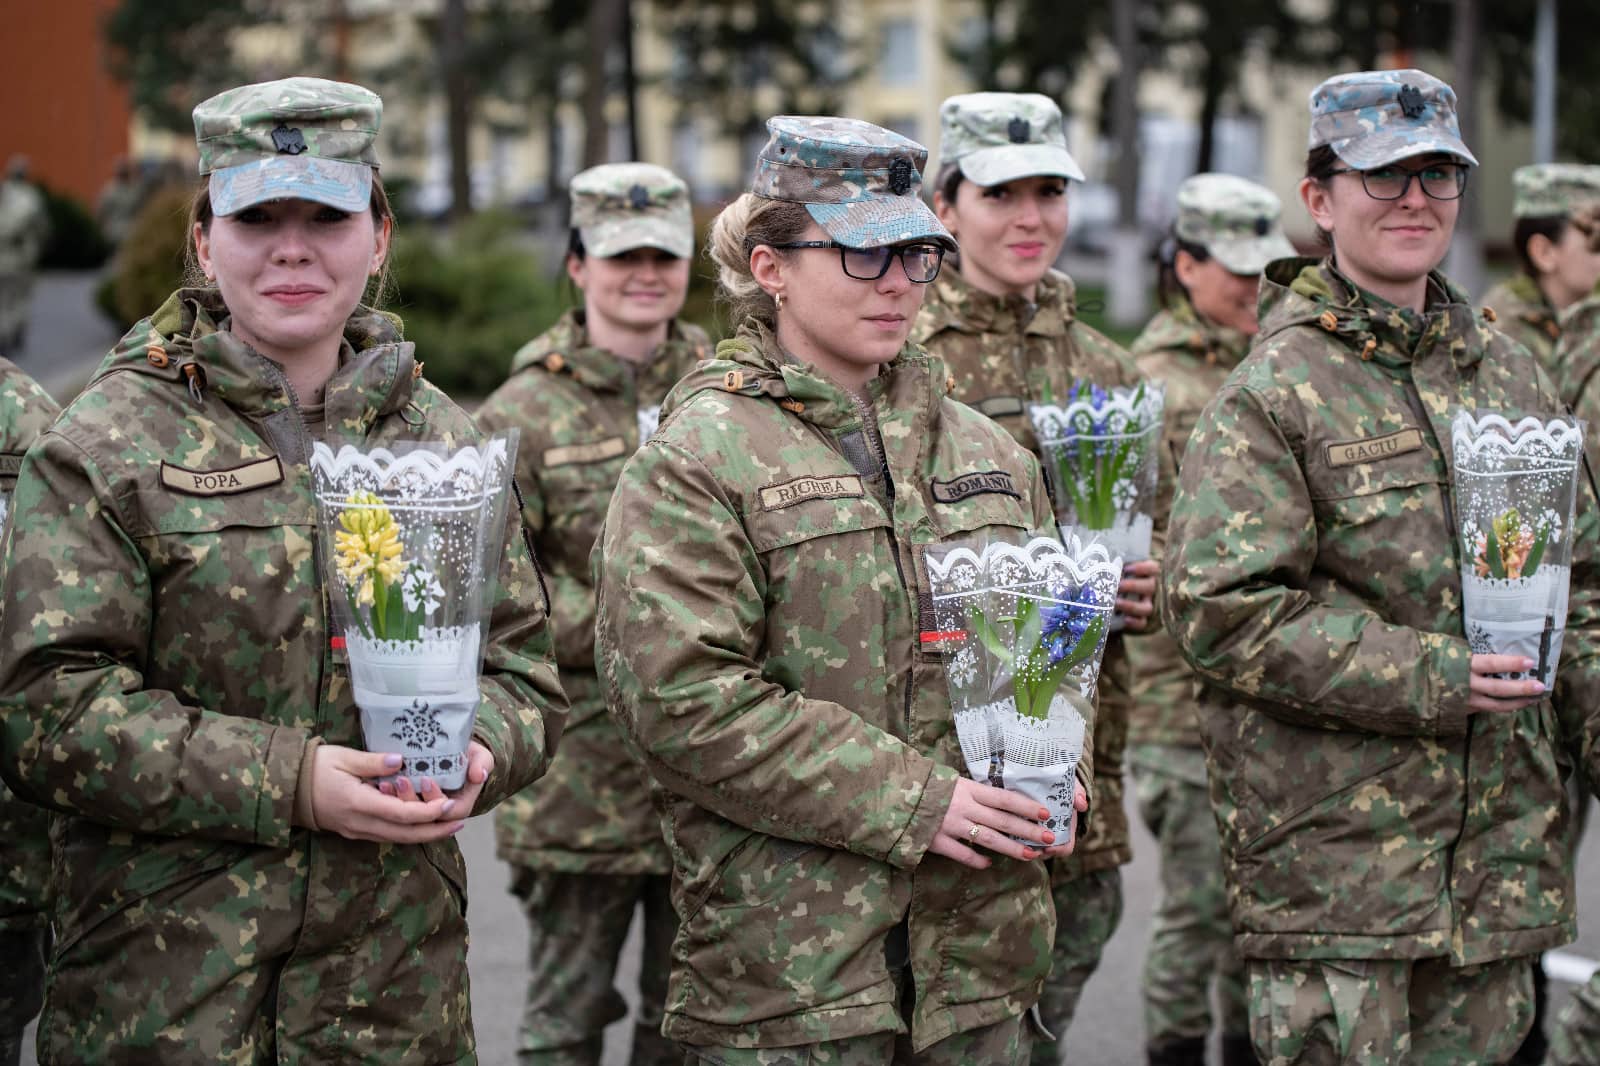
xmin=1029 ymin=380 xmax=1166 ymax=563
xmin=310 ymin=432 xmax=518 ymax=790
xmin=1450 ymin=411 xmax=1584 ymax=685
xmin=924 ymin=531 xmax=1122 ymax=845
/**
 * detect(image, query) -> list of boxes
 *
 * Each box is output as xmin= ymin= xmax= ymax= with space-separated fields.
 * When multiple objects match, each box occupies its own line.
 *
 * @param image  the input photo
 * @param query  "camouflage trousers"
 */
xmin=1548 ymin=968 xmax=1600 ymax=1066
xmin=0 ymin=926 xmax=47 ymax=1066
xmin=1030 ymin=866 xmax=1124 ymax=1066
xmin=682 ymin=1009 xmax=1037 ymax=1064
xmin=1132 ymin=746 xmax=1248 ymax=1044
xmin=511 ymin=867 xmax=678 ymax=1066
xmin=1246 ymin=956 xmax=1532 ymax=1066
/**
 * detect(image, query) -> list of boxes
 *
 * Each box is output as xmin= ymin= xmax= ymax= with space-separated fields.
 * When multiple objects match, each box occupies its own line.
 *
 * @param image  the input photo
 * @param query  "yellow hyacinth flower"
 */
xmin=335 ymin=492 xmax=408 ymax=618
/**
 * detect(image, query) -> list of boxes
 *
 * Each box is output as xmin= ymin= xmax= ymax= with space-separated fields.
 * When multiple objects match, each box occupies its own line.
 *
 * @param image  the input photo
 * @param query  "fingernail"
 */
xmin=1023 ymin=848 xmax=1038 ymax=859
xmin=1523 ymin=659 xmax=1538 ymax=670
xmin=1041 ymin=830 xmax=1056 ymax=845
xmin=1531 ymin=681 xmax=1546 ymax=693
xmin=383 ymin=754 xmax=403 ymax=768
xmin=1037 ymin=809 xmax=1049 ymax=821
xmin=441 ymin=800 xmax=455 ymax=817
xmin=450 ymin=822 xmax=466 ymax=834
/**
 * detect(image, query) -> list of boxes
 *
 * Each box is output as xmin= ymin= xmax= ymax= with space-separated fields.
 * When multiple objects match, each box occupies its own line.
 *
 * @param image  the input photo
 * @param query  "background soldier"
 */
xmin=0 ymin=158 xmax=49 ymax=357
xmin=1128 ymin=171 xmax=1293 ymax=1066
xmin=478 ymin=161 xmax=707 ymax=1066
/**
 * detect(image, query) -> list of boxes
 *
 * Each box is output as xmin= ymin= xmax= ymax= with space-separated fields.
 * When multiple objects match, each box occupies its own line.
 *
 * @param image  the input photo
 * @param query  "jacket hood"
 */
xmin=507 ymin=308 xmax=710 ymax=392
xmin=659 ymin=319 xmax=950 ymax=431
xmin=1256 ymin=256 xmax=1490 ymax=371
xmin=98 ymin=287 xmax=418 ymax=431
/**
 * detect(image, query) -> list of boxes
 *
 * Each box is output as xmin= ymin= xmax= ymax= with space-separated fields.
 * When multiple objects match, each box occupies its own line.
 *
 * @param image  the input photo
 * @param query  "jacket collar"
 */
xmin=918 ymin=267 xmax=1078 ymax=339
xmin=1140 ymin=296 xmax=1251 ymax=370
xmin=508 ymin=308 xmax=705 ymax=394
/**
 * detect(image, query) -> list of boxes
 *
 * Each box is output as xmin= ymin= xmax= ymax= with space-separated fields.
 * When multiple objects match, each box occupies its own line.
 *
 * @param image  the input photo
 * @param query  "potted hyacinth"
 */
xmin=310 ymin=433 xmax=517 ymax=790
xmin=925 ymin=532 xmax=1122 ymax=844
xmin=1450 ymin=411 xmax=1584 ymax=685
xmin=1028 ymin=380 xmax=1166 ymax=563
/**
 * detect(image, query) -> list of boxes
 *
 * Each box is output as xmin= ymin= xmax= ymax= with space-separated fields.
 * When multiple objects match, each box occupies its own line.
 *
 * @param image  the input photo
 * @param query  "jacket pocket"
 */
xmin=421 ymin=837 xmax=469 ymax=918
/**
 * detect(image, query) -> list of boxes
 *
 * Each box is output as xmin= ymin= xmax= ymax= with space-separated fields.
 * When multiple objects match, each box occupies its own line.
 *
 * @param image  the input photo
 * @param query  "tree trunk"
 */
xmin=1444 ymin=0 xmax=1484 ymax=296
xmin=582 ymin=0 xmax=625 ymax=167
xmin=441 ymin=0 xmax=473 ymax=220
xmin=623 ymin=0 xmax=640 ymax=159
xmin=1108 ymin=0 xmax=1148 ymax=327
xmin=1194 ymin=45 xmax=1225 ymax=175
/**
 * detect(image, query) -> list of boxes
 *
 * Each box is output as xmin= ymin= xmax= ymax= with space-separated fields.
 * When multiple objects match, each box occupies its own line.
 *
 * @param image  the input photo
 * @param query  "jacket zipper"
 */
xmin=850 ymin=391 xmax=915 ymax=735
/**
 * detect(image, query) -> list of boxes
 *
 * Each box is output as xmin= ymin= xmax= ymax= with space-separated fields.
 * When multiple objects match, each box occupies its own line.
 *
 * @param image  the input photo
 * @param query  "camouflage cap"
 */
xmin=1174 ymin=173 xmax=1296 ymax=275
xmin=935 ymin=92 xmax=1085 ymax=186
xmin=570 ymin=162 xmax=694 ymax=258
xmin=1512 ymin=163 xmax=1600 ymax=219
xmin=751 ymin=116 xmax=954 ymax=250
xmin=193 ymin=76 xmax=381 ymax=216
xmin=1308 ymin=69 xmax=1478 ymax=170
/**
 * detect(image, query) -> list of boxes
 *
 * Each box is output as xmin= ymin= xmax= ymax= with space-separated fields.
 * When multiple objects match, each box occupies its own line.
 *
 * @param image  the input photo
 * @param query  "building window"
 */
xmin=879 ymin=18 xmax=919 ymax=86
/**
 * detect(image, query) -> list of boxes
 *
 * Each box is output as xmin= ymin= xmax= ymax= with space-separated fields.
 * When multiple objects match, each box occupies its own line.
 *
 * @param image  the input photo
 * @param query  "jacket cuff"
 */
xmin=291 ymin=738 xmax=324 ymax=831
xmin=258 ymin=726 xmax=312 ymax=847
xmin=1423 ymin=630 xmax=1474 ymax=734
xmin=888 ymin=762 xmax=960 ymax=870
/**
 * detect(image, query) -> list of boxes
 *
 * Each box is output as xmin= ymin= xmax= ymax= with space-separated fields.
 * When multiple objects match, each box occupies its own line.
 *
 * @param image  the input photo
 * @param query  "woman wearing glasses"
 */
xmin=1163 ymin=70 xmax=1600 ymax=1063
xmin=910 ymin=92 xmax=1152 ymax=1060
xmin=596 ymin=116 xmax=1085 ymax=1064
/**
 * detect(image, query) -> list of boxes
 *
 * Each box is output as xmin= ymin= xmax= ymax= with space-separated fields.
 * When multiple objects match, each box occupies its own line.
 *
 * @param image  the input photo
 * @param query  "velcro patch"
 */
xmin=975 ymin=396 xmax=1025 ymax=418
xmin=544 ymin=437 xmax=627 ymax=468
xmin=160 ymin=457 xmax=283 ymax=496
xmin=758 ymin=475 xmax=864 ymax=510
xmin=931 ymin=470 xmax=1020 ymax=503
xmin=0 ymin=452 xmax=24 ymax=484
xmin=1325 ymin=428 xmax=1425 ymax=468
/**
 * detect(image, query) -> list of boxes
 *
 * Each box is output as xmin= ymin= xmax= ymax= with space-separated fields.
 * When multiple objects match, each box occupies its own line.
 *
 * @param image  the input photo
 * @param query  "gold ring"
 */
xmin=968 ymin=824 xmax=981 ymax=841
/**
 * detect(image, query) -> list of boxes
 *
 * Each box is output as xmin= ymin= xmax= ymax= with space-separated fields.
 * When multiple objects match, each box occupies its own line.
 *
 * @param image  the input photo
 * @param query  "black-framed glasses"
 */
xmin=768 ymin=240 xmax=946 ymax=283
xmin=1328 ymin=162 xmax=1469 ymax=201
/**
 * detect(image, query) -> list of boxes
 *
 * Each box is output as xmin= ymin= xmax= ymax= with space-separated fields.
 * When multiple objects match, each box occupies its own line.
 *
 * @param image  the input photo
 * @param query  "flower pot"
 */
xmin=346 ymin=627 xmax=483 ymax=790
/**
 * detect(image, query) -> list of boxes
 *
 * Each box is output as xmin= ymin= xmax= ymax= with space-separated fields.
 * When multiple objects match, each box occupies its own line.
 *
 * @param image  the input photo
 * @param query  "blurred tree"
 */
xmin=945 ymin=0 xmax=1113 ymax=106
xmin=654 ymin=1 xmax=862 ymax=137
xmin=104 ymin=0 xmax=276 ymax=133
xmin=1487 ymin=0 xmax=1600 ymax=163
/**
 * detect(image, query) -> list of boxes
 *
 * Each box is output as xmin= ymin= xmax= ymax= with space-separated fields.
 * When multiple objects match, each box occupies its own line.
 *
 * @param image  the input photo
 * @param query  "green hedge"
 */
xmin=39 ymin=184 xmax=112 ymax=271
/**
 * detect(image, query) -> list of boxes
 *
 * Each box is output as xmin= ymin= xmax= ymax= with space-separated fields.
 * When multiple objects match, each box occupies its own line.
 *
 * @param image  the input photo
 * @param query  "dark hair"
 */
xmin=1303 ymin=145 xmax=1342 ymax=249
xmin=935 ymin=162 xmax=964 ymax=205
xmin=1512 ymin=215 xmax=1569 ymax=278
xmin=1157 ymin=229 xmax=1211 ymax=309
xmin=567 ymin=227 xmax=587 ymax=263
xmin=185 ymin=174 xmax=396 ymax=305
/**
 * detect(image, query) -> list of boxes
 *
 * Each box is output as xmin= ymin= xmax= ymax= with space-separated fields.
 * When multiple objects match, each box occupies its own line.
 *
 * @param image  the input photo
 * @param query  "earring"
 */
xmin=775 ymin=291 xmax=785 ymax=311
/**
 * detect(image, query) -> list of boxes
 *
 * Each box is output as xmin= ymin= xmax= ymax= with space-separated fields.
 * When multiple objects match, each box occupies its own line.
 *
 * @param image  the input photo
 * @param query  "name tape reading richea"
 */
xmin=1325 ymin=428 xmax=1425 ymax=468
xmin=758 ymin=475 xmax=865 ymax=510
xmin=160 ymin=457 xmax=284 ymax=496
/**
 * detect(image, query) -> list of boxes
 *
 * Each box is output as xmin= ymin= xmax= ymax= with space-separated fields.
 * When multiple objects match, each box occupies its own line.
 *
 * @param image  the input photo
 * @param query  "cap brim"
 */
xmin=1329 ymin=132 xmax=1479 ymax=170
xmin=806 ymin=198 xmax=956 ymax=251
xmin=208 ymin=156 xmax=372 ymax=216
xmin=582 ymin=223 xmax=694 ymax=260
xmin=957 ymin=143 xmax=1086 ymax=186
xmin=1209 ymin=233 xmax=1298 ymax=275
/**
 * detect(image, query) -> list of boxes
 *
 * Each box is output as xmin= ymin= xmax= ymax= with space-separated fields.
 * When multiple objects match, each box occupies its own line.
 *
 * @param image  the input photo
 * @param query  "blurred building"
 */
xmin=122 ymin=0 xmax=1531 ymax=246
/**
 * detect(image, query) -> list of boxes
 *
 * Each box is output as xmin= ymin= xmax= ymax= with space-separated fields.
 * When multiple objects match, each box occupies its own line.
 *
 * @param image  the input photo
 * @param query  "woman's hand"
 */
xmin=1468 ymin=654 xmax=1546 ymax=714
xmin=1115 ymin=559 xmax=1159 ymax=631
xmin=376 ymin=742 xmax=494 ymax=816
xmin=930 ymin=777 xmax=1065 ymax=870
xmin=310 ymin=745 xmax=466 ymax=844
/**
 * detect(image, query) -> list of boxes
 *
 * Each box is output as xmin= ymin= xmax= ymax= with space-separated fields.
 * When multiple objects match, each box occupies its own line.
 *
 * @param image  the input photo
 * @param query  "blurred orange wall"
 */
xmin=0 ymin=0 xmax=131 ymax=205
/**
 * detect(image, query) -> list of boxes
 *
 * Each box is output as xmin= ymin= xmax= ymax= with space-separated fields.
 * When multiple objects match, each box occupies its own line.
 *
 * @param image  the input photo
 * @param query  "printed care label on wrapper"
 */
xmin=310 ymin=432 xmax=518 ymax=791
xmin=924 ymin=532 xmax=1121 ymax=846
xmin=1450 ymin=411 xmax=1584 ymax=686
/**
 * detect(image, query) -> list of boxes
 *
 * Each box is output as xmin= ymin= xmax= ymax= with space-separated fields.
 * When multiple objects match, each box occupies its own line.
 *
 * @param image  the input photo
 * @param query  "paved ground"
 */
xmin=13 ymin=272 xmax=1600 ymax=1063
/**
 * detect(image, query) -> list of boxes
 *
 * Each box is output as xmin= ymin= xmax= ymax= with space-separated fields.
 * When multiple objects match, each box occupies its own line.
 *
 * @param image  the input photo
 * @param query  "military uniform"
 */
xmin=596 ymin=116 xmax=1065 ymax=1064
xmin=914 ymin=93 xmax=1141 ymax=1062
xmin=1127 ymin=173 xmax=1294 ymax=1066
xmin=1481 ymin=164 xmax=1600 ymax=372
xmin=477 ymin=161 xmax=708 ymax=1066
xmin=0 ymin=164 xmax=48 ymax=357
xmin=0 ymin=359 xmax=59 ymax=1066
xmin=0 ymin=79 xmax=568 ymax=1065
xmin=1548 ymin=969 xmax=1600 ymax=1065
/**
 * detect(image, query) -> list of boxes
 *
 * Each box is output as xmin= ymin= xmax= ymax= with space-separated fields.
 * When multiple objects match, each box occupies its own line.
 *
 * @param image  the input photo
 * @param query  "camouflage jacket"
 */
xmin=0 ymin=357 xmax=58 ymax=932
xmin=0 ymin=289 xmax=567 ymax=1060
xmin=1163 ymin=257 xmax=1600 ymax=965
xmin=477 ymin=309 xmax=708 ymax=875
xmin=596 ymin=325 xmax=1068 ymax=1051
xmin=1126 ymin=298 xmax=1250 ymax=752
xmin=912 ymin=267 xmax=1137 ymax=876
xmin=1482 ymin=272 xmax=1560 ymax=373
xmin=1551 ymin=295 xmax=1600 ymax=417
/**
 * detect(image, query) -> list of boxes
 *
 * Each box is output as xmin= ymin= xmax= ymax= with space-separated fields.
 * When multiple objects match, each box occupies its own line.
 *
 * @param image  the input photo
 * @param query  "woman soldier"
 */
xmin=1163 ymin=69 xmax=1600 ymax=1064
xmin=1479 ymin=164 xmax=1600 ymax=370
xmin=0 ymin=358 xmax=58 ymax=1066
xmin=476 ymin=162 xmax=707 ymax=1066
xmin=910 ymin=91 xmax=1156 ymax=1060
xmin=596 ymin=116 xmax=1086 ymax=1064
xmin=1126 ymin=172 xmax=1294 ymax=1066
xmin=0 ymin=77 xmax=566 ymax=1065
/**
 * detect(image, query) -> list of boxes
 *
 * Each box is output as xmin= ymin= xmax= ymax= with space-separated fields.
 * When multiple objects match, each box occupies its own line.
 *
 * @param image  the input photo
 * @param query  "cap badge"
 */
xmin=628 ymin=183 xmax=650 ymax=209
xmin=888 ymin=157 xmax=913 ymax=196
xmin=272 ymin=124 xmax=308 ymax=156
xmin=1254 ymin=216 xmax=1270 ymax=236
xmin=1397 ymin=84 xmax=1427 ymax=120
xmin=1007 ymin=116 xmax=1031 ymax=144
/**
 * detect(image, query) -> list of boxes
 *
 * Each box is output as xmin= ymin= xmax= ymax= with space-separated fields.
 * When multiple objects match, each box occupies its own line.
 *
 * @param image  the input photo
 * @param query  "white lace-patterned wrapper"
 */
xmin=957 ymin=696 xmax=1086 ymax=846
xmin=1450 ymin=412 xmax=1584 ymax=686
xmin=637 ymin=405 xmax=663 ymax=446
xmin=310 ymin=438 xmax=512 ymax=512
xmin=346 ymin=628 xmax=483 ymax=791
